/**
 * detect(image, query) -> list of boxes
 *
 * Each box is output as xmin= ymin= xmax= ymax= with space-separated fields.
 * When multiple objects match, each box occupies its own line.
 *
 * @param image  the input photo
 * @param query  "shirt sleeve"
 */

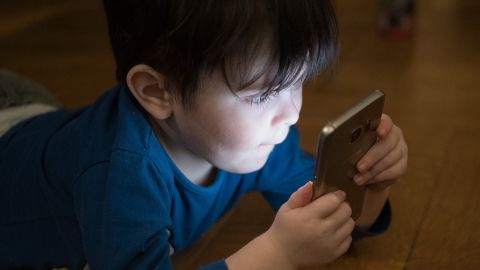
xmin=73 ymin=151 xmax=174 ymax=269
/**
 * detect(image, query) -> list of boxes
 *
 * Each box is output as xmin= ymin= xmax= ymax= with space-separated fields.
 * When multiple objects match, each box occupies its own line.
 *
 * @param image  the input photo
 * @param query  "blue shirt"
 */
xmin=0 ymin=84 xmax=390 ymax=269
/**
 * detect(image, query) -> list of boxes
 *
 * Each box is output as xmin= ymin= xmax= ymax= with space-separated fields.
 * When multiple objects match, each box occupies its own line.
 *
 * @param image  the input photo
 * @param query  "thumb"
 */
xmin=284 ymin=181 xmax=313 ymax=210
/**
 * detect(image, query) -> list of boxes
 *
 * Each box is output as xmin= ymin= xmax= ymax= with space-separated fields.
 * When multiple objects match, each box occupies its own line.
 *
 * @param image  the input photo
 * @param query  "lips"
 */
xmin=262 ymin=131 xmax=289 ymax=146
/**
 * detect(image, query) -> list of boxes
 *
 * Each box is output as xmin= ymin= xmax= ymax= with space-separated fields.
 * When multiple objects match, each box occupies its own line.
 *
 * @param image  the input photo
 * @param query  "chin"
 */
xmin=215 ymin=145 xmax=274 ymax=174
xmin=223 ymin=155 xmax=270 ymax=174
xmin=228 ymin=164 xmax=265 ymax=174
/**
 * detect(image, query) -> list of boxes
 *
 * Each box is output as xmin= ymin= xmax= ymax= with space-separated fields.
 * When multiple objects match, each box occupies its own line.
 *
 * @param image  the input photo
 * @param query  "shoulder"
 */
xmin=73 ymin=84 xmax=177 ymax=202
xmin=74 ymin=148 xmax=176 ymax=217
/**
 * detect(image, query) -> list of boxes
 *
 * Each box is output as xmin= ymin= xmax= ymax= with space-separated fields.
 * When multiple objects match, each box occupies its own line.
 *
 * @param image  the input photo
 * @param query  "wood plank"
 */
xmin=406 ymin=130 xmax=480 ymax=270
xmin=0 ymin=2 xmax=82 ymax=39
xmin=0 ymin=3 xmax=115 ymax=108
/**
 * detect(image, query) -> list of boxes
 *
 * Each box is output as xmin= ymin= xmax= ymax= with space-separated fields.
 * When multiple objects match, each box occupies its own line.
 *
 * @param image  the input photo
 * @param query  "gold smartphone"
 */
xmin=312 ymin=90 xmax=385 ymax=219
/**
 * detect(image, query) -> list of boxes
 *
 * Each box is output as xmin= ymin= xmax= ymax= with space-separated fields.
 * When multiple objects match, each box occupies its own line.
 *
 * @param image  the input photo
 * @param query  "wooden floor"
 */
xmin=1 ymin=0 xmax=479 ymax=269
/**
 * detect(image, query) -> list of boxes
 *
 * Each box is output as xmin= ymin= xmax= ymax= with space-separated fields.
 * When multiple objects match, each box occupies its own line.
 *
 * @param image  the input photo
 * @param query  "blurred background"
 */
xmin=1 ymin=0 xmax=479 ymax=269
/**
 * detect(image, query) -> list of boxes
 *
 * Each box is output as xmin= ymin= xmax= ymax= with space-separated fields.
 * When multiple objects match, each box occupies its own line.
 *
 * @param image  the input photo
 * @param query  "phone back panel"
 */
xmin=313 ymin=90 xmax=385 ymax=219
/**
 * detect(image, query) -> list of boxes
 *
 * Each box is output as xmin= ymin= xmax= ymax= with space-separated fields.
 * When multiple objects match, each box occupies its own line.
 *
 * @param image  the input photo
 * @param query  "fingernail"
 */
xmin=358 ymin=162 xmax=367 ymax=171
xmin=335 ymin=190 xmax=346 ymax=200
xmin=354 ymin=175 xmax=363 ymax=185
xmin=303 ymin=181 xmax=312 ymax=188
xmin=298 ymin=181 xmax=311 ymax=191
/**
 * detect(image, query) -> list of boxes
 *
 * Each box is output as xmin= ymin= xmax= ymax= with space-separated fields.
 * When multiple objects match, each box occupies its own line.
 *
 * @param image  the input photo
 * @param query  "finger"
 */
xmin=308 ymin=190 xmax=346 ymax=218
xmin=334 ymin=217 xmax=355 ymax=242
xmin=284 ymin=181 xmax=314 ymax=210
xmin=357 ymin=125 xmax=401 ymax=173
xmin=377 ymin=114 xmax=394 ymax=139
xmin=372 ymin=155 xmax=408 ymax=182
xmin=354 ymin=145 xmax=403 ymax=185
xmin=324 ymin=201 xmax=352 ymax=229
xmin=335 ymin=235 xmax=353 ymax=258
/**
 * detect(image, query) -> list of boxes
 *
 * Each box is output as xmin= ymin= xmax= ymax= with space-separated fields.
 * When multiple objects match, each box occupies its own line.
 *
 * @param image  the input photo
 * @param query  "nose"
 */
xmin=271 ymin=88 xmax=302 ymax=127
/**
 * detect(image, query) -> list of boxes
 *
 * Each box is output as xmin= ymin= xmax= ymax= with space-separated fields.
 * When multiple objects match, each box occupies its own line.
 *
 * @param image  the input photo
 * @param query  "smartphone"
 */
xmin=312 ymin=90 xmax=385 ymax=219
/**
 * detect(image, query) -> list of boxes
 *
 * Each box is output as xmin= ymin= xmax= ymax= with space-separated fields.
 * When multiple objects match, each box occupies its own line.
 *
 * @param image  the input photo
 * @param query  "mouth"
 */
xmin=266 ymin=133 xmax=289 ymax=145
xmin=259 ymin=143 xmax=275 ymax=148
xmin=259 ymin=129 xmax=290 ymax=149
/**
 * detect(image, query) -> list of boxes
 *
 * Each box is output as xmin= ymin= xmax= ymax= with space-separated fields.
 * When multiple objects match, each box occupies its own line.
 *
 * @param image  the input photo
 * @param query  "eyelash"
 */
xmin=248 ymin=92 xmax=279 ymax=106
xmin=249 ymin=94 xmax=270 ymax=105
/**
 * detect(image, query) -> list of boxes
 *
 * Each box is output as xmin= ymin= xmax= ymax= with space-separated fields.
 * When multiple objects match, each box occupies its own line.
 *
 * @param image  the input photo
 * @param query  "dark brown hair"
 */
xmin=103 ymin=0 xmax=338 ymax=106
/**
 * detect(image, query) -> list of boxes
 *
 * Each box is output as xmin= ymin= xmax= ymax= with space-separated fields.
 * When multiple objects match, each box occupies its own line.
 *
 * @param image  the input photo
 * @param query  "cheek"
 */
xmin=198 ymin=102 xmax=270 ymax=151
xmin=211 ymin=113 xmax=265 ymax=150
xmin=175 ymin=93 xmax=273 ymax=161
xmin=174 ymin=101 xmax=273 ymax=173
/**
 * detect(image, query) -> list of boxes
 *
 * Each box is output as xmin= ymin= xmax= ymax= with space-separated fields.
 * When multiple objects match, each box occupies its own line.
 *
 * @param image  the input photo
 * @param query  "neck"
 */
xmin=149 ymin=117 xmax=216 ymax=186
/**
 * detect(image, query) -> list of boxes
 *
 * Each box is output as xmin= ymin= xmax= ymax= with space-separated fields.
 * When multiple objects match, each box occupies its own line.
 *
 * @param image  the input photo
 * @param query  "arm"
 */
xmin=73 ymin=156 xmax=174 ymax=269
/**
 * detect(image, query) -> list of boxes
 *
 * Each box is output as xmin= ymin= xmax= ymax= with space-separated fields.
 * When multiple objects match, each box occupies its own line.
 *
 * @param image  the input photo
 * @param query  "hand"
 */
xmin=354 ymin=114 xmax=408 ymax=191
xmin=265 ymin=182 xmax=354 ymax=268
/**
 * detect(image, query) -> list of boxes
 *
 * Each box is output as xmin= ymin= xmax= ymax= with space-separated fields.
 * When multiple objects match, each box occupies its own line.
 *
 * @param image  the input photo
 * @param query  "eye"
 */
xmin=247 ymin=91 xmax=280 ymax=106
xmin=249 ymin=94 xmax=271 ymax=105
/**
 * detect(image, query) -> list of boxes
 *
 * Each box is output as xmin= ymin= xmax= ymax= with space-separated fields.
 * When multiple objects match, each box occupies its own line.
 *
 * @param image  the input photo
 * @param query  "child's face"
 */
xmin=164 ymin=69 xmax=303 ymax=174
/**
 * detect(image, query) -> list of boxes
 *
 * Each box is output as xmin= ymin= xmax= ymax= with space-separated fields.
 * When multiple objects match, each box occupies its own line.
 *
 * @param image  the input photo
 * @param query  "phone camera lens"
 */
xmin=351 ymin=127 xmax=363 ymax=143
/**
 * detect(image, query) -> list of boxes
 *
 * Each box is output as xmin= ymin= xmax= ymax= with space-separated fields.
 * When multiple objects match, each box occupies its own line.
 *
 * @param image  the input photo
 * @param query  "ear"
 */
xmin=126 ymin=64 xmax=174 ymax=120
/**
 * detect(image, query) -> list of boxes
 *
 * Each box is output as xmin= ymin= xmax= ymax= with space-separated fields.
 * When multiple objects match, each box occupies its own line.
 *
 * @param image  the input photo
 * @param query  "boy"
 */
xmin=0 ymin=0 xmax=408 ymax=269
